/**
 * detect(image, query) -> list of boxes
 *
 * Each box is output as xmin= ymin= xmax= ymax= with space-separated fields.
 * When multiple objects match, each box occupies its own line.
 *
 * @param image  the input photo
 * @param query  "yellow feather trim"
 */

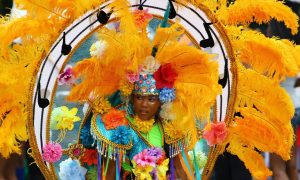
xmin=156 ymin=40 xmax=221 ymax=148
xmin=226 ymin=138 xmax=272 ymax=180
xmin=227 ymin=26 xmax=299 ymax=80
xmin=217 ymin=0 xmax=299 ymax=35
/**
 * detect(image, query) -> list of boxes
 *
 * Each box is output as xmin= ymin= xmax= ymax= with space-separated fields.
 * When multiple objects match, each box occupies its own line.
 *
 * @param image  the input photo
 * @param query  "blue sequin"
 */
xmin=159 ymin=88 xmax=176 ymax=103
xmin=133 ymin=74 xmax=159 ymax=95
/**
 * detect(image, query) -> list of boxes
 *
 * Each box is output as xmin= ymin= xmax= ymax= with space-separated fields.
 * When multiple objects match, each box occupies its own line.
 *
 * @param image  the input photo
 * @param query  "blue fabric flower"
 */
xmin=111 ymin=126 xmax=131 ymax=145
xmin=159 ymin=88 xmax=176 ymax=103
xmin=59 ymin=158 xmax=87 ymax=180
xmin=80 ymin=119 xmax=94 ymax=147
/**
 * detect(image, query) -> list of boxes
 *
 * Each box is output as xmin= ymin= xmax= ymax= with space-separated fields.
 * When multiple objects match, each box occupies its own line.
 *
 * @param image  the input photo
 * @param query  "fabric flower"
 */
xmin=111 ymin=126 xmax=131 ymax=145
xmin=90 ymin=97 xmax=111 ymax=115
xmin=127 ymin=71 xmax=140 ymax=83
xmin=42 ymin=142 xmax=62 ymax=163
xmin=67 ymin=144 xmax=85 ymax=160
xmin=133 ymin=9 xmax=153 ymax=29
xmin=159 ymin=88 xmax=176 ymax=103
xmin=159 ymin=103 xmax=175 ymax=120
xmin=203 ymin=121 xmax=228 ymax=146
xmin=59 ymin=158 xmax=87 ymax=180
xmin=80 ymin=121 xmax=94 ymax=147
xmin=133 ymin=150 xmax=156 ymax=167
xmin=134 ymin=116 xmax=155 ymax=133
xmin=153 ymin=63 xmax=178 ymax=89
xmin=188 ymin=151 xmax=207 ymax=169
xmin=145 ymin=147 xmax=164 ymax=162
xmin=89 ymin=40 xmax=106 ymax=58
xmin=157 ymin=159 xmax=169 ymax=179
xmin=132 ymin=165 xmax=153 ymax=180
xmin=82 ymin=149 xmax=98 ymax=166
xmin=164 ymin=121 xmax=183 ymax=140
xmin=51 ymin=106 xmax=81 ymax=131
xmin=141 ymin=56 xmax=160 ymax=74
xmin=119 ymin=80 xmax=134 ymax=96
xmin=58 ymin=65 xmax=76 ymax=86
xmin=102 ymin=108 xmax=128 ymax=130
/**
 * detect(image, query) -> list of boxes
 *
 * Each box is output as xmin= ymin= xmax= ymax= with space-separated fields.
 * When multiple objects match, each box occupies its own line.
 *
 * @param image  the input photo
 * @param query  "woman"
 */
xmin=67 ymin=2 xmax=221 ymax=179
xmin=85 ymin=67 xmax=192 ymax=179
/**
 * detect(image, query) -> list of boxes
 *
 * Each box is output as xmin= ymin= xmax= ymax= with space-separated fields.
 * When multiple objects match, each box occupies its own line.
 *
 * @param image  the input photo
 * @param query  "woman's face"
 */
xmin=133 ymin=94 xmax=161 ymax=120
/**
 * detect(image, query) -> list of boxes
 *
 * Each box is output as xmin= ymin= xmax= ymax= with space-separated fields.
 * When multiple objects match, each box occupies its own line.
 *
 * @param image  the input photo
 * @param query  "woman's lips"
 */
xmin=139 ymin=110 xmax=149 ymax=115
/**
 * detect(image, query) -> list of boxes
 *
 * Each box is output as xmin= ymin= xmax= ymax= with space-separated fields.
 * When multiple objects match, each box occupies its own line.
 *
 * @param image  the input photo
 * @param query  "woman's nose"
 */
xmin=141 ymin=99 xmax=148 ymax=107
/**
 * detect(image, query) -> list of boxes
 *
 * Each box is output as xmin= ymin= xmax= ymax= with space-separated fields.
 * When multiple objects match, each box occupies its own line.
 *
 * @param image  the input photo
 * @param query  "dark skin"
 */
xmin=133 ymin=94 xmax=161 ymax=120
xmin=106 ymin=94 xmax=188 ymax=179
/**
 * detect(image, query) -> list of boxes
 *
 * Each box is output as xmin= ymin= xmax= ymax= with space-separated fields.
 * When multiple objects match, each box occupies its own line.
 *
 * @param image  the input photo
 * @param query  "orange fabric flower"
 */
xmin=133 ymin=9 xmax=153 ymax=29
xmin=102 ymin=108 xmax=128 ymax=130
xmin=203 ymin=122 xmax=228 ymax=146
xmin=82 ymin=149 xmax=98 ymax=166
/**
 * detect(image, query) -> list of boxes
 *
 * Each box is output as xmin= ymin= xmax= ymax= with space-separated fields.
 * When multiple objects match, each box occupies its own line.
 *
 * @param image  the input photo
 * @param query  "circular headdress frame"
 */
xmin=27 ymin=0 xmax=237 ymax=179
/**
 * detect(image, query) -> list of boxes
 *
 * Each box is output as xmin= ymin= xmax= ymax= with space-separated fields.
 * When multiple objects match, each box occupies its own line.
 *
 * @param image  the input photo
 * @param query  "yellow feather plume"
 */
xmin=226 ymin=26 xmax=299 ymax=81
xmin=67 ymin=57 xmax=125 ymax=102
xmin=217 ymin=0 xmax=299 ymax=35
xmin=156 ymin=39 xmax=221 ymax=147
xmin=226 ymin=138 xmax=272 ymax=180
xmin=0 ymin=41 xmax=42 ymax=157
xmin=225 ymin=64 xmax=295 ymax=179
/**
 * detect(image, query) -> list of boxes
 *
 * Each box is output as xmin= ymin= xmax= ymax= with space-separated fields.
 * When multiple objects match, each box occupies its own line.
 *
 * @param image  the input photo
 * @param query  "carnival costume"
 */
xmin=0 ymin=0 xmax=299 ymax=179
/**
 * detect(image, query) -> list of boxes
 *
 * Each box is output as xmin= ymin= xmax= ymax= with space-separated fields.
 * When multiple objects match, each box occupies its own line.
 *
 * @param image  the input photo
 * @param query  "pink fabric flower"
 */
xmin=58 ymin=65 xmax=76 ymax=85
xmin=42 ymin=142 xmax=62 ymax=163
xmin=127 ymin=71 xmax=139 ymax=83
xmin=133 ymin=149 xmax=156 ymax=167
xmin=203 ymin=122 xmax=228 ymax=146
xmin=133 ymin=8 xmax=153 ymax=28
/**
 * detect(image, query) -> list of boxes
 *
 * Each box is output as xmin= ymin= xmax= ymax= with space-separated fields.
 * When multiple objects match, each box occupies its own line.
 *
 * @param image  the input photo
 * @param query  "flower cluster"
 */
xmin=82 ymin=149 xmax=98 ymax=166
xmin=110 ymin=126 xmax=131 ymax=145
xmin=89 ymin=40 xmax=106 ymax=58
xmin=152 ymin=63 xmax=178 ymax=122
xmin=58 ymin=65 xmax=76 ymax=86
xmin=163 ymin=121 xmax=183 ymax=140
xmin=153 ymin=63 xmax=178 ymax=89
xmin=126 ymin=69 xmax=140 ymax=83
xmin=159 ymin=103 xmax=175 ymax=120
xmin=159 ymin=88 xmax=176 ymax=103
xmin=90 ymin=97 xmax=111 ymax=115
xmin=188 ymin=150 xmax=208 ymax=169
xmin=133 ymin=9 xmax=153 ymax=29
xmin=203 ymin=121 xmax=228 ymax=146
xmin=119 ymin=80 xmax=134 ymax=96
xmin=51 ymin=106 xmax=81 ymax=131
xmin=102 ymin=108 xmax=128 ymax=130
xmin=59 ymin=158 xmax=87 ymax=180
xmin=132 ymin=148 xmax=169 ymax=179
xmin=42 ymin=142 xmax=62 ymax=163
xmin=80 ymin=121 xmax=94 ymax=147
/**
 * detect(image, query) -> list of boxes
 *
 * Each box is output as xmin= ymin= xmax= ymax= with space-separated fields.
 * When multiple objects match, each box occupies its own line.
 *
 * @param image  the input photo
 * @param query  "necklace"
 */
xmin=133 ymin=116 xmax=155 ymax=134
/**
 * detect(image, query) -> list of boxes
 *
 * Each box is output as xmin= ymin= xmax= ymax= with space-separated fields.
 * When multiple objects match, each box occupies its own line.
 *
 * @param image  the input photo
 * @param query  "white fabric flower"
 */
xmin=160 ymin=102 xmax=175 ymax=120
xmin=141 ymin=56 xmax=160 ymax=74
xmin=59 ymin=158 xmax=87 ymax=180
xmin=89 ymin=40 xmax=106 ymax=58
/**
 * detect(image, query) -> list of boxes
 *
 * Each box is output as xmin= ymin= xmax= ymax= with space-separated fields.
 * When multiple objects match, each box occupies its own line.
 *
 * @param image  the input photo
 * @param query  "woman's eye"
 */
xmin=136 ymin=95 xmax=142 ymax=100
xmin=149 ymin=97 xmax=156 ymax=101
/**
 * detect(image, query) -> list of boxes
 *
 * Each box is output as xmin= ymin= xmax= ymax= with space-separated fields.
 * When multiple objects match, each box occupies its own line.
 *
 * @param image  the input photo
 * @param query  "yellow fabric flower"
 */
xmin=119 ymin=80 xmax=134 ymax=96
xmin=51 ymin=106 xmax=81 ymax=131
xmin=157 ymin=159 xmax=169 ymax=180
xmin=132 ymin=164 xmax=153 ymax=180
xmin=163 ymin=121 xmax=183 ymax=140
xmin=134 ymin=116 xmax=155 ymax=133
xmin=90 ymin=97 xmax=111 ymax=114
